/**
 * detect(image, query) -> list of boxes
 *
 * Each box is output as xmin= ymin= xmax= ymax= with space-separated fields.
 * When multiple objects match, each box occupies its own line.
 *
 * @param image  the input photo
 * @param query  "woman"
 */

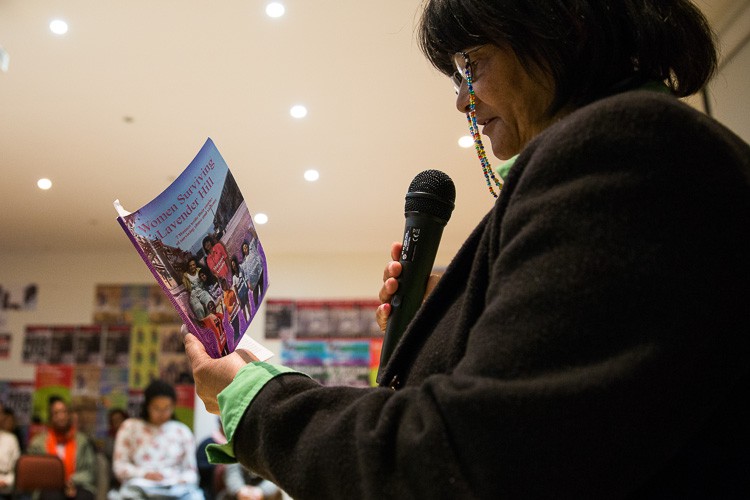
xmin=185 ymin=1 xmax=750 ymax=498
xmin=182 ymin=258 xmax=213 ymax=320
xmin=103 ymin=408 xmax=129 ymax=490
xmin=230 ymin=257 xmax=251 ymax=323
xmin=238 ymin=239 xmax=264 ymax=309
xmin=0 ymin=405 xmax=20 ymax=500
xmin=111 ymin=380 xmax=203 ymax=500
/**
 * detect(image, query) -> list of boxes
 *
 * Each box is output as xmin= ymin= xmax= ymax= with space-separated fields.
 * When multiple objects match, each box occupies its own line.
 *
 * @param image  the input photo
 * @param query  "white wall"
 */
xmin=708 ymin=1 xmax=750 ymax=143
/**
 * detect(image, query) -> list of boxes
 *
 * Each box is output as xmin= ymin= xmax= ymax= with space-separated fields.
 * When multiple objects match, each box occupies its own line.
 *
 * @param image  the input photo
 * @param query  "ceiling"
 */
xmin=0 ymin=0 xmax=739 ymax=263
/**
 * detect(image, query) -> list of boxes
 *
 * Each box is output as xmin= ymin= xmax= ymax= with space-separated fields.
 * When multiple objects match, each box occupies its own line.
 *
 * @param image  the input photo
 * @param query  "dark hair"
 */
xmin=48 ymin=395 xmax=66 ymax=410
xmin=108 ymin=407 xmax=129 ymax=421
xmin=140 ymin=379 xmax=176 ymax=420
xmin=418 ymin=0 xmax=717 ymax=113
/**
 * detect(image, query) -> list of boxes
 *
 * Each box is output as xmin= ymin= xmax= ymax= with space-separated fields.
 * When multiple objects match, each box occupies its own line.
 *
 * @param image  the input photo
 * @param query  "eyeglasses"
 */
xmin=450 ymin=46 xmax=483 ymax=93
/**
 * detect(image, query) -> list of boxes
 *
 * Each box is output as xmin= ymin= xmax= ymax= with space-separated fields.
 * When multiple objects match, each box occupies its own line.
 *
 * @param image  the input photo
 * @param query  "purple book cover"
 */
xmin=115 ymin=138 xmax=272 ymax=360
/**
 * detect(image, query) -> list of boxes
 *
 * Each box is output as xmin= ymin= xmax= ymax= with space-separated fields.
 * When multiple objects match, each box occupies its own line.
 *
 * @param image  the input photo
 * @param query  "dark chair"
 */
xmin=12 ymin=454 xmax=66 ymax=498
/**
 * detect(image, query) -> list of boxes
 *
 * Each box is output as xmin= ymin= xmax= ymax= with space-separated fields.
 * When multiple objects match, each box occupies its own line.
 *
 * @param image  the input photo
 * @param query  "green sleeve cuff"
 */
xmin=205 ymin=361 xmax=301 ymax=464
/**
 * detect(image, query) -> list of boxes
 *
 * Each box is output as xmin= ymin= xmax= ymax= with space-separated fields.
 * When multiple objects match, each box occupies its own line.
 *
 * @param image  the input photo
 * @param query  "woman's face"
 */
xmin=188 ymin=260 xmax=197 ymax=273
xmin=147 ymin=395 xmax=174 ymax=426
xmin=455 ymin=44 xmax=562 ymax=160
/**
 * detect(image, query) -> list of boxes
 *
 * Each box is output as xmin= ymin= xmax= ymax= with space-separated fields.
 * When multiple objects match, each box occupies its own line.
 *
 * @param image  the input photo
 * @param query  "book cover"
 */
xmin=114 ymin=138 xmax=272 ymax=361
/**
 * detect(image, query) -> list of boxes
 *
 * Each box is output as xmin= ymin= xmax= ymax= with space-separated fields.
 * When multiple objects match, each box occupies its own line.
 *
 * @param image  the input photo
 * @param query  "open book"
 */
xmin=115 ymin=138 xmax=273 ymax=361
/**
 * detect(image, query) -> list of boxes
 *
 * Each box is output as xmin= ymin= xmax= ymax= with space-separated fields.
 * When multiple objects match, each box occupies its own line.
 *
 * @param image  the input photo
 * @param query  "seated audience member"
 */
xmin=1 ymin=406 xmax=25 ymax=452
xmin=28 ymin=396 xmax=97 ymax=500
xmin=196 ymin=419 xmax=225 ymax=500
xmin=219 ymin=464 xmax=281 ymax=500
xmin=103 ymin=408 xmax=129 ymax=490
xmin=111 ymin=380 xmax=203 ymax=500
xmin=0 ymin=403 xmax=21 ymax=500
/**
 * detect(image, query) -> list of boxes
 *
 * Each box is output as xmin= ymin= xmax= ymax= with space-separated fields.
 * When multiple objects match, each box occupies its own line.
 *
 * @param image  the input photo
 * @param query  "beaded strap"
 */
xmin=464 ymin=65 xmax=503 ymax=198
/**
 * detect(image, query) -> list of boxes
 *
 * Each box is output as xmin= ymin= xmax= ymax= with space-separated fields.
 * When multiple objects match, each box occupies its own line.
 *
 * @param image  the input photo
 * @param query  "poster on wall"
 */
xmin=265 ymin=299 xmax=382 ymax=340
xmin=32 ymin=364 xmax=73 ymax=423
xmin=327 ymin=340 xmax=371 ymax=387
xmin=281 ymin=340 xmax=374 ymax=387
xmin=49 ymin=326 xmax=76 ymax=365
xmin=265 ymin=300 xmax=296 ymax=339
xmin=94 ymin=284 xmax=180 ymax=326
xmin=129 ymin=324 xmax=160 ymax=389
xmin=103 ymin=325 xmax=131 ymax=367
xmin=22 ymin=326 xmax=52 ymax=364
xmin=0 ymin=333 xmax=10 ymax=359
xmin=0 ymin=283 xmax=38 ymax=310
xmin=74 ymin=326 xmax=103 ymax=365
xmin=158 ymin=323 xmax=194 ymax=385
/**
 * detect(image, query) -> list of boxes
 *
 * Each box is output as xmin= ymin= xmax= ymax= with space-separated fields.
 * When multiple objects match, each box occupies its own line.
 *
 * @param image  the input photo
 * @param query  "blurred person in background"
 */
xmin=28 ymin=396 xmax=97 ymax=500
xmin=111 ymin=380 xmax=202 ymax=500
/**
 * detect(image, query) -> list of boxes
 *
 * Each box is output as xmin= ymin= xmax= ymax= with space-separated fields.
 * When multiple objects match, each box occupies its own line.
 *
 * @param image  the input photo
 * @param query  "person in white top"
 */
xmin=110 ymin=380 xmax=203 ymax=500
xmin=0 ymin=402 xmax=21 ymax=500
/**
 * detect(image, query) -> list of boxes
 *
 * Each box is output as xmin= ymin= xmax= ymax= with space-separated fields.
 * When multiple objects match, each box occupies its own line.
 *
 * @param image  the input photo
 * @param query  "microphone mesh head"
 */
xmin=405 ymin=170 xmax=456 ymax=222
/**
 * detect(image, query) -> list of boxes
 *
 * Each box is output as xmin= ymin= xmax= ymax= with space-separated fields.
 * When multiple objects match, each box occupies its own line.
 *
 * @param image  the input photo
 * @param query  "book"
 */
xmin=114 ymin=138 xmax=273 ymax=361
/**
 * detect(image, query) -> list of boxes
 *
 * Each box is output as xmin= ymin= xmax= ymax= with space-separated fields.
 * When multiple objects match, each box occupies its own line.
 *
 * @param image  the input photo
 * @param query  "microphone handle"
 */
xmin=378 ymin=212 xmax=446 ymax=381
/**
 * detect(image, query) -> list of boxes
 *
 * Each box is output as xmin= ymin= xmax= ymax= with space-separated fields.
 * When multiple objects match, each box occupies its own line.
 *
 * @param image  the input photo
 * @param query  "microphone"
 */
xmin=377 ymin=170 xmax=456 ymax=381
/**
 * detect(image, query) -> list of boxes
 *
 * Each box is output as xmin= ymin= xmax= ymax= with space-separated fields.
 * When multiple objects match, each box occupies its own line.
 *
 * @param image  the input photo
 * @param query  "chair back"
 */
xmin=13 ymin=454 xmax=66 ymax=493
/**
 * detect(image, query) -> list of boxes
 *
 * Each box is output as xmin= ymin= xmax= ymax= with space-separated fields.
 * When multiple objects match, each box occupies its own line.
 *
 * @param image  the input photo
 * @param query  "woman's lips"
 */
xmin=481 ymin=118 xmax=497 ymax=135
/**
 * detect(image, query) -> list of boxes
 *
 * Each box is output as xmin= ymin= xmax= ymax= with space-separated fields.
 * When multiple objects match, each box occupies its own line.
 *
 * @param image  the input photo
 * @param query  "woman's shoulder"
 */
xmin=119 ymin=417 xmax=148 ymax=432
xmin=565 ymin=89 xmax=745 ymax=148
xmin=527 ymin=89 xmax=749 ymax=170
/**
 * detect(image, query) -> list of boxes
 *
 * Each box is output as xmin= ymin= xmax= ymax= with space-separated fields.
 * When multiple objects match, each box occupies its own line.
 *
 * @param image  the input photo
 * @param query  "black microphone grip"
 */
xmin=379 ymin=212 xmax=447 ymax=373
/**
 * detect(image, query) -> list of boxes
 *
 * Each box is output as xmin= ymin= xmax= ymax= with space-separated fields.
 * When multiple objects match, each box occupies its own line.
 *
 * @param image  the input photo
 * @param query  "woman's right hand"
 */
xmin=376 ymin=242 xmax=404 ymax=332
xmin=376 ymin=241 xmax=443 ymax=332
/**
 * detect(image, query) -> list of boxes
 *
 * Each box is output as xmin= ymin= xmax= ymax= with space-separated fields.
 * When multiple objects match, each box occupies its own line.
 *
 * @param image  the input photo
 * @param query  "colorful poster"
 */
xmin=128 ymin=324 xmax=160 ymax=389
xmin=74 ymin=325 xmax=103 ymax=365
xmin=266 ymin=299 xmax=381 ymax=339
xmin=281 ymin=340 xmax=375 ymax=387
xmin=33 ymin=364 xmax=73 ymax=423
xmin=49 ymin=326 xmax=76 ymax=365
xmin=158 ymin=323 xmax=193 ymax=386
xmin=22 ymin=326 xmax=52 ymax=364
xmin=265 ymin=300 xmax=296 ymax=339
xmin=103 ymin=325 xmax=131 ymax=367
xmin=174 ymin=384 xmax=195 ymax=430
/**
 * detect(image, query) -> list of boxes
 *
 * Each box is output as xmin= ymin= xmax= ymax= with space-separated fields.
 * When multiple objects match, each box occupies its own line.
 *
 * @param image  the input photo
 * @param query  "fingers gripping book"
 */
xmin=115 ymin=138 xmax=273 ymax=361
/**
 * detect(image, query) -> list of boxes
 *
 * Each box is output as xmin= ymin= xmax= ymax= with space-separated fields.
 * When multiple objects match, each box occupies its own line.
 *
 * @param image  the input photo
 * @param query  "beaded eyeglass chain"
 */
xmin=462 ymin=56 xmax=503 ymax=198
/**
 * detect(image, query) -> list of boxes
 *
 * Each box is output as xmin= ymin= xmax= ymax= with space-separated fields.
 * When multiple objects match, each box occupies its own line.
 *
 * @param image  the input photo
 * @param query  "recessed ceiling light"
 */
xmin=37 ymin=178 xmax=52 ymax=190
xmin=290 ymin=105 xmax=307 ymax=119
xmin=49 ymin=19 xmax=69 ymax=35
xmin=254 ymin=213 xmax=269 ymax=225
xmin=304 ymin=169 xmax=320 ymax=182
xmin=265 ymin=2 xmax=285 ymax=18
xmin=458 ymin=135 xmax=474 ymax=148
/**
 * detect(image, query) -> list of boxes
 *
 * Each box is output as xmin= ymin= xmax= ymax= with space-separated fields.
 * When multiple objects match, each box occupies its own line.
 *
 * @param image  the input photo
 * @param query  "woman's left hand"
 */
xmin=182 ymin=326 xmax=258 ymax=414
